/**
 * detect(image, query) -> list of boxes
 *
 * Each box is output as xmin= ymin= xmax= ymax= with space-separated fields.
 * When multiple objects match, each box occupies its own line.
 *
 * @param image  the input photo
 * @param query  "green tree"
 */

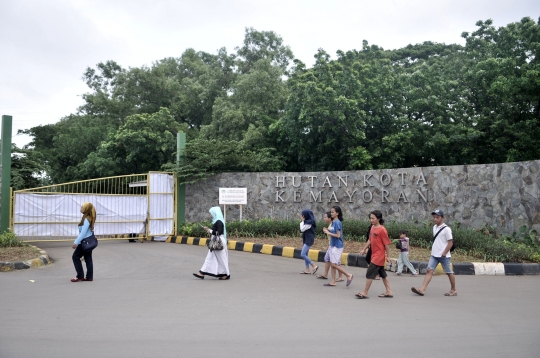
xmin=9 ymin=144 xmax=50 ymax=190
xmin=19 ymin=114 xmax=112 ymax=183
xmin=461 ymin=17 xmax=540 ymax=163
xmin=79 ymin=108 xmax=184 ymax=177
xmin=172 ymin=137 xmax=282 ymax=184
xmin=278 ymin=50 xmax=372 ymax=171
xmin=235 ymin=27 xmax=294 ymax=74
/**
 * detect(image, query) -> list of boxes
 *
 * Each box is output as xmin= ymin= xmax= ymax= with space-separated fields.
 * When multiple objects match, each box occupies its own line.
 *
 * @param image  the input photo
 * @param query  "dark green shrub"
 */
xmin=178 ymin=219 xmax=540 ymax=263
xmin=0 ymin=231 xmax=25 ymax=248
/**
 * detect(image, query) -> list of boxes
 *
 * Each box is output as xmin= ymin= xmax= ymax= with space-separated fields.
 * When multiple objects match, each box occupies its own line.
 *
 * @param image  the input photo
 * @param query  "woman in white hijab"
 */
xmin=193 ymin=206 xmax=230 ymax=280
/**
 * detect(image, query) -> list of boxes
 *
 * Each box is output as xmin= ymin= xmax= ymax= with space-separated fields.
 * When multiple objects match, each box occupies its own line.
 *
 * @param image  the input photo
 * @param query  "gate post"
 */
xmin=1 ymin=115 xmax=13 ymax=233
xmin=176 ymin=132 xmax=186 ymax=232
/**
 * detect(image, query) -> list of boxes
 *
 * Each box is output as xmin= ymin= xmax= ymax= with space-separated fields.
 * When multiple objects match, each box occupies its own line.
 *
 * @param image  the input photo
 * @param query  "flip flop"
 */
xmin=316 ymin=275 xmax=328 ymax=279
xmin=336 ymin=278 xmax=345 ymax=282
xmin=378 ymin=293 xmax=393 ymax=298
xmin=323 ymin=283 xmax=336 ymax=287
xmin=312 ymin=266 xmax=319 ymax=275
xmin=411 ymin=287 xmax=424 ymax=296
xmin=444 ymin=291 xmax=457 ymax=296
xmin=193 ymin=273 xmax=204 ymax=279
xmin=346 ymin=274 xmax=354 ymax=287
xmin=355 ymin=293 xmax=369 ymax=299
xmin=300 ymin=271 xmax=310 ymax=274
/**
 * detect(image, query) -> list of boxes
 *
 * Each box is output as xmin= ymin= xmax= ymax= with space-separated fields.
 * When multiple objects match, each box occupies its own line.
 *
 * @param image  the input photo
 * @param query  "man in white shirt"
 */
xmin=411 ymin=209 xmax=457 ymax=296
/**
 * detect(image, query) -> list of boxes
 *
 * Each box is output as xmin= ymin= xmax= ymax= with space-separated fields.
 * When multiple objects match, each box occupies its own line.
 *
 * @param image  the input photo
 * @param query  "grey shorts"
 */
xmin=366 ymin=263 xmax=387 ymax=279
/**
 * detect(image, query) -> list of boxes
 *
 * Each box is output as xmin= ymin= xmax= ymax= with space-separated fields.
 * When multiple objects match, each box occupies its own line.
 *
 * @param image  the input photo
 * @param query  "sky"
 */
xmin=1 ymin=0 xmax=539 ymax=148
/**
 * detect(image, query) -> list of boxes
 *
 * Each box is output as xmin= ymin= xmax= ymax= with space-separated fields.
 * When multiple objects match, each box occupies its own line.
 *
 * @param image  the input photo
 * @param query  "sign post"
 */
xmin=219 ymin=188 xmax=247 ymax=222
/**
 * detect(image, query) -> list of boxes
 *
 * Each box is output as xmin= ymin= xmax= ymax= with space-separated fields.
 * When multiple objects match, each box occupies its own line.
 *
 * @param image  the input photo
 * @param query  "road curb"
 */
xmin=160 ymin=236 xmax=540 ymax=276
xmin=0 ymin=245 xmax=52 ymax=272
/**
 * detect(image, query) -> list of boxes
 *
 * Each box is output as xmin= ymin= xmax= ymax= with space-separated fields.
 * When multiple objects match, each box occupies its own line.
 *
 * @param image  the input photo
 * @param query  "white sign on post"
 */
xmin=219 ymin=188 xmax=247 ymax=221
xmin=219 ymin=188 xmax=247 ymax=205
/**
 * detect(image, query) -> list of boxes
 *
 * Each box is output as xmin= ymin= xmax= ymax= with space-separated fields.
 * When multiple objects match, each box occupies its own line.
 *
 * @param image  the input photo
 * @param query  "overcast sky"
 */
xmin=1 ymin=0 xmax=539 ymax=148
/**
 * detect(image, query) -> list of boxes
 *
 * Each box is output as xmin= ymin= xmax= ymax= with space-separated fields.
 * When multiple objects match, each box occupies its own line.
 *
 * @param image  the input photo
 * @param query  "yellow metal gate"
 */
xmin=11 ymin=172 xmax=176 ymax=242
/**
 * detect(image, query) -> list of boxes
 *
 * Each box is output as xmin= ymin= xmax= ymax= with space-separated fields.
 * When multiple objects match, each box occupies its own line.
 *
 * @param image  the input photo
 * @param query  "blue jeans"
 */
xmin=72 ymin=245 xmax=93 ymax=279
xmin=301 ymin=244 xmax=313 ymax=268
xmin=427 ymin=255 xmax=453 ymax=274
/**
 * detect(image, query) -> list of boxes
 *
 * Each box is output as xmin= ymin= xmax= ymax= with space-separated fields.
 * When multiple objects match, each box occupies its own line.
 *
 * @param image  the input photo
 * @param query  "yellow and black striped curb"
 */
xmin=153 ymin=235 xmax=540 ymax=276
xmin=0 ymin=245 xmax=52 ymax=272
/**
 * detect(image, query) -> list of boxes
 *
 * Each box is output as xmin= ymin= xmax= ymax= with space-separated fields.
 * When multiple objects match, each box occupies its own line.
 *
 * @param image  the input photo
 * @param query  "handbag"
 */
xmin=395 ymin=240 xmax=402 ymax=250
xmin=206 ymin=234 xmax=224 ymax=251
xmin=81 ymin=232 xmax=98 ymax=252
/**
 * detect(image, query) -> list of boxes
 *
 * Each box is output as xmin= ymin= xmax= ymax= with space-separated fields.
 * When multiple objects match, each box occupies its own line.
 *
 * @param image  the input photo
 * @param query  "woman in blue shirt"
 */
xmin=322 ymin=206 xmax=353 ymax=287
xmin=71 ymin=202 xmax=96 ymax=282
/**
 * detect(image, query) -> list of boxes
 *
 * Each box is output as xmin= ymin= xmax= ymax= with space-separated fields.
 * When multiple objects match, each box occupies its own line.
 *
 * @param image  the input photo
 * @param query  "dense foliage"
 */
xmin=179 ymin=219 xmax=540 ymax=263
xmin=14 ymin=17 xmax=540 ymax=185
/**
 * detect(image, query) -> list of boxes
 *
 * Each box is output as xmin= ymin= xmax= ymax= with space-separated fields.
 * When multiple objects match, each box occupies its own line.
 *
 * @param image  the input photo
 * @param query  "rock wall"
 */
xmin=185 ymin=160 xmax=540 ymax=234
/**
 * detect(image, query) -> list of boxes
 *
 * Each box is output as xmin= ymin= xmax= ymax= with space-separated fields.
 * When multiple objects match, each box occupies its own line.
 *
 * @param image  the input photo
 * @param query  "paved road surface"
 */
xmin=1 ymin=240 xmax=539 ymax=358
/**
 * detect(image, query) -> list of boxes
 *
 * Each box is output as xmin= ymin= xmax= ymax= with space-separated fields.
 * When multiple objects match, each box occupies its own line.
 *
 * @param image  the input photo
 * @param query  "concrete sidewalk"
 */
xmin=1 ymin=240 xmax=539 ymax=358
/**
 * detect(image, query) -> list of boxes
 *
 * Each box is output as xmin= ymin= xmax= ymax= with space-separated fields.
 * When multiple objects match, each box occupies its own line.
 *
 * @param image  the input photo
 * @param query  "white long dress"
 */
xmin=199 ymin=235 xmax=229 ymax=277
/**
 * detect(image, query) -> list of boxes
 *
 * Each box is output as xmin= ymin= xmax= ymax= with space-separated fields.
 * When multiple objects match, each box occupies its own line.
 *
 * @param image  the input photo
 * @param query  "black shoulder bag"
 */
xmin=81 ymin=232 xmax=98 ymax=252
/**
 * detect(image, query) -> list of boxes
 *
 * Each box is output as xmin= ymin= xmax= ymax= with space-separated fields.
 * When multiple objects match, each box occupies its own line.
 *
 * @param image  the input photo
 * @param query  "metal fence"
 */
xmin=11 ymin=172 xmax=176 ymax=242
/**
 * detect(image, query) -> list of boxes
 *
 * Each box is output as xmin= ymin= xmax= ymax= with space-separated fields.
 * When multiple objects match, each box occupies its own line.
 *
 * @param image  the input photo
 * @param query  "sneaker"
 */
xmin=394 ymin=273 xmax=402 ymax=276
xmin=412 ymin=273 xmax=419 ymax=277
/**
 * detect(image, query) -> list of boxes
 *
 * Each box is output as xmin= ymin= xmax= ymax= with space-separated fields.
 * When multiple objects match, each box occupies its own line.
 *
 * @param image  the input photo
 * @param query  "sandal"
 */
xmin=311 ymin=266 xmax=319 ymax=275
xmin=300 ymin=271 xmax=311 ymax=274
xmin=355 ymin=293 xmax=369 ymax=299
xmin=219 ymin=275 xmax=230 ymax=280
xmin=411 ymin=287 xmax=424 ymax=296
xmin=315 ymin=274 xmax=328 ymax=279
xmin=336 ymin=278 xmax=345 ymax=282
xmin=444 ymin=291 xmax=457 ymax=296
xmin=193 ymin=273 xmax=204 ymax=279
xmin=323 ymin=283 xmax=336 ymax=287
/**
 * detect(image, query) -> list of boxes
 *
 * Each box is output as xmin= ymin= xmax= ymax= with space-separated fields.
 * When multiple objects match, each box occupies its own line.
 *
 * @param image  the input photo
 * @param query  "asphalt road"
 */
xmin=1 ymin=240 xmax=539 ymax=358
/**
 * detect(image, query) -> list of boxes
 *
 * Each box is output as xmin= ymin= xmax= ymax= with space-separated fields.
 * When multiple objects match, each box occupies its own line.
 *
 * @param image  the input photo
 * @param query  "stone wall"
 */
xmin=185 ymin=160 xmax=540 ymax=234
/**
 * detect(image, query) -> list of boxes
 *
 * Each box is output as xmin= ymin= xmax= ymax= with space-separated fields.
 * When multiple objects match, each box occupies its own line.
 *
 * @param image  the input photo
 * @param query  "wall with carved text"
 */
xmin=185 ymin=160 xmax=540 ymax=234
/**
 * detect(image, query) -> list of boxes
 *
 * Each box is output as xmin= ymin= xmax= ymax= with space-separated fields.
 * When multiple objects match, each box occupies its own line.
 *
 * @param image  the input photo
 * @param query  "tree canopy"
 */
xmin=16 ymin=18 xmax=540 ymax=187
